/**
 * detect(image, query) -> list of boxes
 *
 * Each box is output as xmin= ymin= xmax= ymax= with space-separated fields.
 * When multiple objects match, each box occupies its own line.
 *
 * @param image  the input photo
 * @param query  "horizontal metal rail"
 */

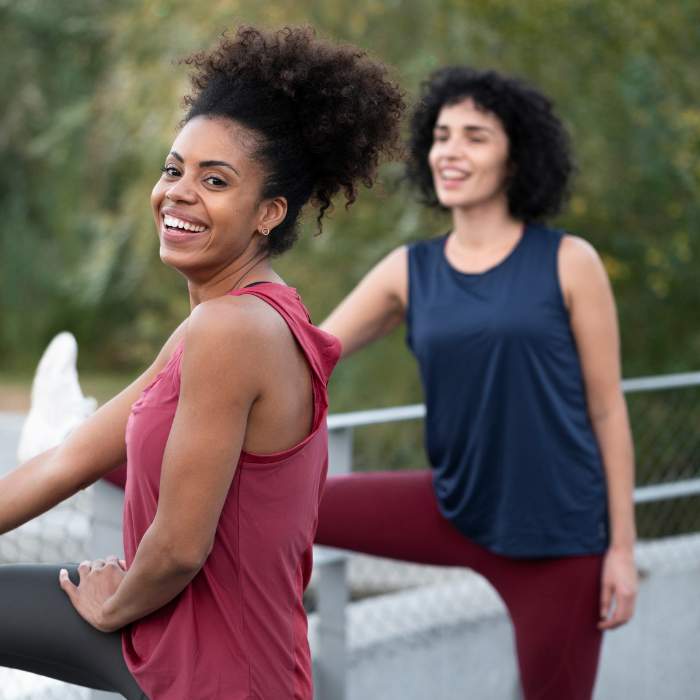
xmin=634 ymin=478 xmax=700 ymax=504
xmin=326 ymin=370 xmax=700 ymax=506
xmin=327 ymin=371 xmax=700 ymax=431
xmin=327 ymin=403 xmax=425 ymax=430
xmin=622 ymin=371 xmax=700 ymax=393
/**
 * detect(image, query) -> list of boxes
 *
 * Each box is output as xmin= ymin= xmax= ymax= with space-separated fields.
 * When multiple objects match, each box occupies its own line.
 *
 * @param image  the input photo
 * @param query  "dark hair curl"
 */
xmin=407 ymin=66 xmax=573 ymax=222
xmin=183 ymin=26 xmax=404 ymax=255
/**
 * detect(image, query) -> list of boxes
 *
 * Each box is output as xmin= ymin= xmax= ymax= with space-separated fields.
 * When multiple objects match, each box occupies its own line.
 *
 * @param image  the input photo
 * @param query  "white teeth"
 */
xmin=163 ymin=214 xmax=206 ymax=233
xmin=440 ymin=168 xmax=468 ymax=180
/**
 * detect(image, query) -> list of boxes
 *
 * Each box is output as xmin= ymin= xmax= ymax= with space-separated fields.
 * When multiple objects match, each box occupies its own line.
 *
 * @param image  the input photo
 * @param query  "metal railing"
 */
xmin=312 ymin=371 xmax=700 ymax=700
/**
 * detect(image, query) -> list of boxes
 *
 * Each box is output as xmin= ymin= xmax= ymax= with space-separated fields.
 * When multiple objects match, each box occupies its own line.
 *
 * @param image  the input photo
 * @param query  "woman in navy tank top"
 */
xmin=316 ymin=67 xmax=638 ymax=699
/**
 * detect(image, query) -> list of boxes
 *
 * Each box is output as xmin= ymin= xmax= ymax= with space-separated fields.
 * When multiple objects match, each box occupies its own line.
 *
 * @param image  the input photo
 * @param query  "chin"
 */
xmin=437 ymin=193 xmax=472 ymax=209
xmin=159 ymin=245 xmax=187 ymax=272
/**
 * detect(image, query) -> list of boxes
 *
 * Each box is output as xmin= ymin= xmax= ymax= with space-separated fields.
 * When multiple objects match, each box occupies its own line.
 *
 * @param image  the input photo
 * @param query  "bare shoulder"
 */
xmin=558 ymin=234 xmax=613 ymax=310
xmin=180 ymin=294 xmax=291 ymax=403
xmin=384 ymin=244 xmax=408 ymax=265
xmin=380 ymin=245 xmax=408 ymax=277
xmin=375 ymin=245 xmax=409 ymax=303
xmin=186 ymin=294 xmax=287 ymax=355
xmin=347 ymin=243 xmax=408 ymax=306
xmin=559 ymin=234 xmax=609 ymax=287
xmin=559 ymin=234 xmax=605 ymax=274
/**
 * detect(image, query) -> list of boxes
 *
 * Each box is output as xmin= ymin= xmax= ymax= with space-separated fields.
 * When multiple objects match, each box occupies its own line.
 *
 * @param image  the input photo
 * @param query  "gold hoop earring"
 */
xmin=260 ymin=227 xmax=270 ymax=236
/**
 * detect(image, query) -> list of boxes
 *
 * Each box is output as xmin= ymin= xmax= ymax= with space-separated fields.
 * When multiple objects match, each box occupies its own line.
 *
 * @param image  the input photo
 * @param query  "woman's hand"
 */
xmin=598 ymin=546 xmax=638 ymax=630
xmin=59 ymin=556 xmax=127 ymax=633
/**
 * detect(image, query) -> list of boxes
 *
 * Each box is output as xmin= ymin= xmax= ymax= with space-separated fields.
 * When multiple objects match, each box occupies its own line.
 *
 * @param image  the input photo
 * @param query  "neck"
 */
xmin=450 ymin=196 xmax=523 ymax=249
xmin=186 ymin=252 xmax=277 ymax=308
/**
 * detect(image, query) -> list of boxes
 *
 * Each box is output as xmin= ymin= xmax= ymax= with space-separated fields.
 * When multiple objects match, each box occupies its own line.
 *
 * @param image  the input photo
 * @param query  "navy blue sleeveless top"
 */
xmin=406 ymin=224 xmax=608 ymax=557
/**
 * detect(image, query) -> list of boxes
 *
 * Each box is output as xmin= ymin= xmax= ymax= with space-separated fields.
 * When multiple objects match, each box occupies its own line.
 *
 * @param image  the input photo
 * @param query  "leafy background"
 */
xmin=1 ymin=2 xmax=699 ymax=502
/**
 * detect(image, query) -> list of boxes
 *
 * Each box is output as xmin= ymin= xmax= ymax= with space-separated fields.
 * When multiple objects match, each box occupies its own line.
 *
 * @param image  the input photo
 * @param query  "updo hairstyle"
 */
xmin=184 ymin=26 xmax=405 ymax=254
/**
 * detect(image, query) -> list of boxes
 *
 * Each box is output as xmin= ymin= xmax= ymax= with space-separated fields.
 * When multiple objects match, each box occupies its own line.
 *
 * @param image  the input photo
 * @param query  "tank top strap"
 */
xmin=406 ymin=234 xmax=452 ymax=351
xmin=516 ymin=222 xmax=564 ymax=255
xmin=407 ymin=234 xmax=447 ymax=286
xmin=514 ymin=224 xmax=566 ymax=303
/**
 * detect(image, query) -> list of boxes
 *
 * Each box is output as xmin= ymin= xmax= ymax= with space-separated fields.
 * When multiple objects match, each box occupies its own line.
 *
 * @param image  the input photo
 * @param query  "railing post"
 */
xmin=89 ymin=479 xmax=124 ymax=559
xmin=89 ymin=479 xmax=125 ymax=700
xmin=315 ymin=426 xmax=353 ymax=700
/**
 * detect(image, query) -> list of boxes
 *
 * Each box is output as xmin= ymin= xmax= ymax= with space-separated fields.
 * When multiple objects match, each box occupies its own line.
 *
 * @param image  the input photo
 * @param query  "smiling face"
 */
xmin=428 ymin=98 xmax=511 ymax=212
xmin=151 ymin=116 xmax=286 ymax=282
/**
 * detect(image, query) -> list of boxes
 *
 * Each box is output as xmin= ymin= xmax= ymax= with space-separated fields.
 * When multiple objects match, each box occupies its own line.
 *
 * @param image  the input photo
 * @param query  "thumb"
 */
xmin=59 ymin=568 xmax=78 ymax=602
xmin=600 ymin=580 xmax=613 ymax=619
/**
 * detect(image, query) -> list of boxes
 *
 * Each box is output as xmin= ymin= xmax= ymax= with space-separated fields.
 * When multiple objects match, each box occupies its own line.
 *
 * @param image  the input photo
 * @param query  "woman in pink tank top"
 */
xmin=0 ymin=26 xmax=403 ymax=699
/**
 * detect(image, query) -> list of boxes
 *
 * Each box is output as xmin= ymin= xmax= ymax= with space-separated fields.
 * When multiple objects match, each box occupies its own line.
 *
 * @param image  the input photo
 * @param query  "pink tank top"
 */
xmin=122 ymin=284 xmax=340 ymax=699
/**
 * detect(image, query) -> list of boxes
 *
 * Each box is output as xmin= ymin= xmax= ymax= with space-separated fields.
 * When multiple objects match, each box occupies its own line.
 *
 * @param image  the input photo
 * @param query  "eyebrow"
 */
xmin=170 ymin=150 xmax=241 ymax=176
xmin=434 ymin=124 xmax=493 ymax=134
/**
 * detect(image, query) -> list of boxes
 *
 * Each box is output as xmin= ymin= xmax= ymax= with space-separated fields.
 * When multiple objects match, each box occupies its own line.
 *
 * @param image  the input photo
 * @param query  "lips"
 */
xmin=439 ymin=167 xmax=470 ymax=181
xmin=163 ymin=214 xmax=207 ymax=233
xmin=437 ymin=171 xmax=471 ymax=190
xmin=159 ymin=209 xmax=210 ymax=244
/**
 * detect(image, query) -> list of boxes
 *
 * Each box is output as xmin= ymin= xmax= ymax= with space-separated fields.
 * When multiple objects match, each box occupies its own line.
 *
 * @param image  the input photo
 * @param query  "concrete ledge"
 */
xmin=309 ymin=570 xmax=520 ymax=699
xmin=0 ymin=670 xmax=88 ymax=700
xmin=308 ymin=534 xmax=700 ymax=699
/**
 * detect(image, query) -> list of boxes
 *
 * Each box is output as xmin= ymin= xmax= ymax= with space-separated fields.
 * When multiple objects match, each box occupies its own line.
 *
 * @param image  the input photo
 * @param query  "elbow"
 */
xmin=151 ymin=532 xmax=212 ymax=575
xmin=588 ymin=391 xmax=626 ymax=424
xmin=589 ymin=405 xmax=613 ymax=424
xmin=167 ymin=543 xmax=211 ymax=574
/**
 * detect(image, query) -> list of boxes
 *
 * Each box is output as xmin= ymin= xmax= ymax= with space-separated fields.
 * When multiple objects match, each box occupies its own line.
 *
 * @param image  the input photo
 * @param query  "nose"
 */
xmin=438 ymin=137 xmax=460 ymax=160
xmin=432 ymin=139 xmax=457 ymax=165
xmin=164 ymin=176 xmax=197 ymax=204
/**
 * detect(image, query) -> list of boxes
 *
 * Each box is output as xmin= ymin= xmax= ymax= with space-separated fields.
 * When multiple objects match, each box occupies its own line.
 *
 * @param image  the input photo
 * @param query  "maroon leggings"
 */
xmin=315 ymin=470 xmax=604 ymax=700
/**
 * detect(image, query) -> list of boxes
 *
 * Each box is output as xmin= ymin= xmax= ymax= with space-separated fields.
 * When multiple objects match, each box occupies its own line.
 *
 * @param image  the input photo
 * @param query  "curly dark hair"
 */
xmin=406 ymin=66 xmax=573 ymax=222
xmin=182 ymin=26 xmax=405 ymax=255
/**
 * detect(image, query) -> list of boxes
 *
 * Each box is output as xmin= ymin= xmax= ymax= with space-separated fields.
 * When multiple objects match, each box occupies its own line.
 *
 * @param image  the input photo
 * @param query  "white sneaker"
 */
xmin=17 ymin=332 xmax=97 ymax=463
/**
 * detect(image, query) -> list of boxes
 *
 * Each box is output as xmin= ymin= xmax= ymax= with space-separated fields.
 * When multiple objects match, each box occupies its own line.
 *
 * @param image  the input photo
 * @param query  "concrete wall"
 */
xmin=306 ymin=535 xmax=700 ymax=699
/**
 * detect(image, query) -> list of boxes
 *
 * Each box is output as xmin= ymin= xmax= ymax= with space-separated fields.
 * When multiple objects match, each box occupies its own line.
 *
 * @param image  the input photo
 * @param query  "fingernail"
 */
xmin=59 ymin=569 xmax=67 ymax=577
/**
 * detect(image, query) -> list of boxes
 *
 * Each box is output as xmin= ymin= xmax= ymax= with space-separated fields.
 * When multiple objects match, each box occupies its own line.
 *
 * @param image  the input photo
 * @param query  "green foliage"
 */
xmin=1 ymin=0 xmax=698 ymax=399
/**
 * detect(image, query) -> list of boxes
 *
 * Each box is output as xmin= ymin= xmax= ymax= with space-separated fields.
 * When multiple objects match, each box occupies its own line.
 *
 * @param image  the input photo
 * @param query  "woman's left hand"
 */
xmin=59 ymin=556 xmax=127 ymax=633
xmin=598 ymin=546 xmax=638 ymax=630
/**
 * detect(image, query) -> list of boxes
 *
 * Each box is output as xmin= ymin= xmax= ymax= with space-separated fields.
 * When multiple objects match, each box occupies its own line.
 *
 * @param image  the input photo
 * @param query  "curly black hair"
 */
xmin=182 ymin=26 xmax=405 ymax=255
xmin=406 ymin=66 xmax=573 ymax=222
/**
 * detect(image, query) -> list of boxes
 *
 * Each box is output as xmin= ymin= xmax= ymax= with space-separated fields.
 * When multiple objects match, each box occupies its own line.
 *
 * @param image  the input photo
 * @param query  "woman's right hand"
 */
xmin=321 ymin=246 xmax=408 ymax=358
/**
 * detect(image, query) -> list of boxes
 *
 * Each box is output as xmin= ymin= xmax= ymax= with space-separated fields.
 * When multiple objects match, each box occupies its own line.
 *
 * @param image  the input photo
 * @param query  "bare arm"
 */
xmin=0 ymin=324 xmax=185 ymax=536
xmin=321 ymin=246 xmax=408 ymax=358
xmin=70 ymin=299 xmax=266 ymax=630
xmin=559 ymin=235 xmax=638 ymax=629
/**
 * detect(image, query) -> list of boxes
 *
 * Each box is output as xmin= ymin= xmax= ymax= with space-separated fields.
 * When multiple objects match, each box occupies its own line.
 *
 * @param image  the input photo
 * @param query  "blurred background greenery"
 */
xmin=1 ymin=0 xmax=698 ymax=411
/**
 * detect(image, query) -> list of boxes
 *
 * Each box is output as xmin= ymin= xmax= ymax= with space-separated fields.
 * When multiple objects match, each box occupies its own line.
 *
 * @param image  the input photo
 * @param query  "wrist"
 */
xmin=99 ymin=596 xmax=122 ymax=633
xmin=608 ymin=542 xmax=635 ymax=556
xmin=608 ymin=519 xmax=636 ymax=553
